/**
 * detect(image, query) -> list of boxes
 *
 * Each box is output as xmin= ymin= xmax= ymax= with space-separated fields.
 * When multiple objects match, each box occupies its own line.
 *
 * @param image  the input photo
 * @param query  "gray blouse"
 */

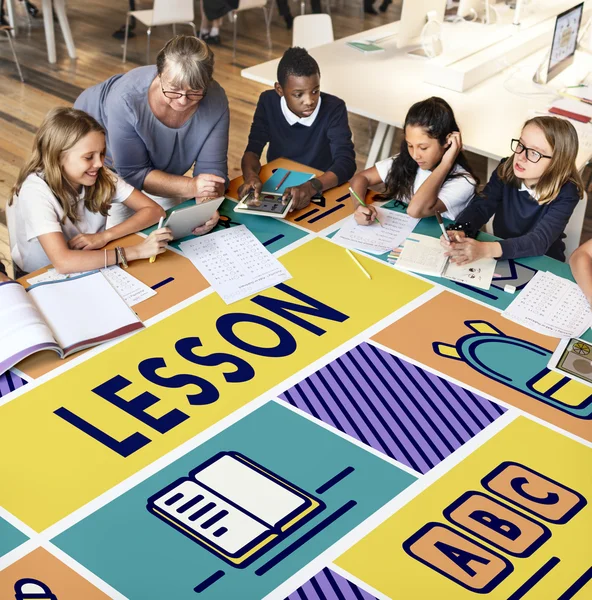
xmin=74 ymin=66 xmax=229 ymax=190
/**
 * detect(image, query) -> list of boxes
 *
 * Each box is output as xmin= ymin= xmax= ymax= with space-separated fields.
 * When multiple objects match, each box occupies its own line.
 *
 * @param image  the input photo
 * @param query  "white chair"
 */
xmin=292 ymin=14 xmax=333 ymax=48
xmin=230 ymin=0 xmax=272 ymax=62
xmin=564 ymin=192 xmax=588 ymax=260
xmin=0 ymin=26 xmax=24 ymax=82
xmin=122 ymin=0 xmax=197 ymax=63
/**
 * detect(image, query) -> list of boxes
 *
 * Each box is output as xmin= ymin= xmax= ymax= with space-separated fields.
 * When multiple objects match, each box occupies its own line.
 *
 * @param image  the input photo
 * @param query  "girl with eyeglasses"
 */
xmin=442 ymin=116 xmax=584 ymax=263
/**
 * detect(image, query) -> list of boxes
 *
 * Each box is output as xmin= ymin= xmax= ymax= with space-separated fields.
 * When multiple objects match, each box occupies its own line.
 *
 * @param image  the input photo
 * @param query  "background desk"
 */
xmin=0 ymin=159 xmax=590 ymax=600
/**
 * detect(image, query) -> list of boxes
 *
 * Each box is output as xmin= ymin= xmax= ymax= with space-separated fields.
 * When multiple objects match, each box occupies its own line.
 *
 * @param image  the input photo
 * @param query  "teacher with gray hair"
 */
xmin=74 ymin=35 xmax=228 ymax=232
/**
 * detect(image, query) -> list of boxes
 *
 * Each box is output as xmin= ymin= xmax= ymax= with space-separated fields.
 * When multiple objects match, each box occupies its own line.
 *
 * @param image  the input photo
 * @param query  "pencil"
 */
xmin=346 ymin=248 xmax=372 ymax=280
xmin=435 ymin=212 xmax=450 ymax=242
xmin=348 ymin=186 xmax=382 ymax=227
xmin=149 ymin=216 xmax=164 ymax=263
xmin=275 ymin=170 xmax=291 ymax=191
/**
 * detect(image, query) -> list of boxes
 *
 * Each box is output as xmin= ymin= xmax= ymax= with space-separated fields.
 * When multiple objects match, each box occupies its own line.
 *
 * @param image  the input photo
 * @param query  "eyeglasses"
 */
xmin=160 ymin=77 xmax=206 ymax=102
xmin=511 ymin=139 xmax=552 ymax=164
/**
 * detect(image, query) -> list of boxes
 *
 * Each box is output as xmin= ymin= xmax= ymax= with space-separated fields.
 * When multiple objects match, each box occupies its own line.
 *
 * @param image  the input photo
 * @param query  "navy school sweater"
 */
xmin=455 ymin=159 xmax=581 ymax=262
xmin=245 ymin=90 xmax=356 ymax=184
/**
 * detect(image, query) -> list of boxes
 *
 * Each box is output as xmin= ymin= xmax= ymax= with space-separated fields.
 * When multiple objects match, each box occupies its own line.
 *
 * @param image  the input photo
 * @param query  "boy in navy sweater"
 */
xmin=238 ymin=47 xmax=356 ymax=212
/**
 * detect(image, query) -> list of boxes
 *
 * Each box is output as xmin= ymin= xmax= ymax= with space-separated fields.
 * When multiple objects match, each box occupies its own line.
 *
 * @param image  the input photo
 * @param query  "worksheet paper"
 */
xmin=502 ymin=271 xmax=592 ymax=338
xmin=179 ymin=225 xmax=292 ymax=304
xmin=331 ymin=208 xmax=419 ymax=255
xmin=28 ymin=266 xmax=155 ymax=307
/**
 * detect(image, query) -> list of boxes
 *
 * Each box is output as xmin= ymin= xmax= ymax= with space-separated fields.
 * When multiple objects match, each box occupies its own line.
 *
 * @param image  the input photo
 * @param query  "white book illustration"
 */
xmin=147 ymin=451 xmax=325 ymax=567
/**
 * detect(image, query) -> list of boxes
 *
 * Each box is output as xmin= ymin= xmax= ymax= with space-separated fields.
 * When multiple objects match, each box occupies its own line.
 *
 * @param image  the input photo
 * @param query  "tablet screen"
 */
xmin=241 ymin=194 xmax=290 ymax=216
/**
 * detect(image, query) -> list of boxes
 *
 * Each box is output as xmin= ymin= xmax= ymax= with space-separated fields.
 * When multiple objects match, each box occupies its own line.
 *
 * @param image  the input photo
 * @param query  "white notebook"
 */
xmin=0 ymin=271 xmax=144 ymax=375
xmin=396 ymin=233 xmax=496 ymax=291
xmin=147 ymin=451 xmax=324 ymax=566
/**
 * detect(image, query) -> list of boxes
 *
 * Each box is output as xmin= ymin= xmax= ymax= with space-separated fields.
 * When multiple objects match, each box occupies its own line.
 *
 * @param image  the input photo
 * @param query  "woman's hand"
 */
xmin=130 ymin=227 xmax=173 ymax=261
xmin=192 ymin=211 xmax=220 ymax=236
xmin=354 ymin=204 xmax=378 ymax=226
xmin=191 ymin=173 xmax=226 ymax=200
xmin=238 ymin=176 xmax=262 ymax=203
xmin=68 ymin=231 xmax=111 ymax=251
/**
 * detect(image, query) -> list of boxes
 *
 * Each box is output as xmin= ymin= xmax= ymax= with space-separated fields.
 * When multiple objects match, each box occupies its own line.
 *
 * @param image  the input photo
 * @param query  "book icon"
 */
xmin=147 ymin=451 xmax=325 ymax=568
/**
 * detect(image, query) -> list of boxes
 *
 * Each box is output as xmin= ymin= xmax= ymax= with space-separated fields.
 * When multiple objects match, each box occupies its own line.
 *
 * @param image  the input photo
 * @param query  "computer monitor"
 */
xmin=397 ymin=0 xmax=447 ymax=49
xmin=546 ymin=2 xmax=584 ymax=82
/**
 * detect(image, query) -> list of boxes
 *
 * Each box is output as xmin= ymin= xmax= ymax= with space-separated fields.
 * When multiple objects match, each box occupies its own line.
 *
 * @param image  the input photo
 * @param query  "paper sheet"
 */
xmin=548 ymin=337 xmax=592 ymax=385
xmin=502 ymin=271 xmax=592 ymax=338
xmin=331 ymin=209 xmax=419 ymax=255
xmin=179 ymin=225 xmax=292 ymax=304
xmin=28 ymin=267 xmax=155 ymax=307
xmin=443 ymin=256 xmax=497 ymax=291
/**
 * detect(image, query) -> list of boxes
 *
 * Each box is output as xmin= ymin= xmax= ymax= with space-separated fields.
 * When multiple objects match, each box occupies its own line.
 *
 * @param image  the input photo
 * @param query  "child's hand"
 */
xmin=442 ymin=131 xmax=462 ymax=167
xmin=238 ymin=177 xmax=262 ymax=202
xmin=440 ymin=229 xmax=465 ymax=249
xmin=192 ymin=211 xmax=220 ymax=236
xmin=354 ymin=204 xmax=377 ymax=226
xmin=443 ymin=236 xmax=487 ymax=265
xmin=68 ymin=231 xmax=110 ymax=251
xmin=283 ymin=182 xmax=314 ymax=212
xmin=134 ymin=227 xmax=173 ymax=260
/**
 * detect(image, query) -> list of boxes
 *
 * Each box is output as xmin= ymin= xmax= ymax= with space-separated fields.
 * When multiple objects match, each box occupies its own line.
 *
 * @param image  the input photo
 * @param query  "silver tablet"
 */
xmin=164 ymin=197 xmax=225 ymax=239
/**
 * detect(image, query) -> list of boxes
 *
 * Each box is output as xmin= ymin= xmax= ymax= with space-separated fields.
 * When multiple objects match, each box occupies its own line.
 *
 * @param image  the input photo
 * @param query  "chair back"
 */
xmin=564 ymin=191 xmax=587 ymax=260
xmin=292 ymin=14 xmax=334 ymax=48
xmin=236 ymin=0 xmax=268 ymax=13
xmin=152 ymin=0 xmax=194 ymax=25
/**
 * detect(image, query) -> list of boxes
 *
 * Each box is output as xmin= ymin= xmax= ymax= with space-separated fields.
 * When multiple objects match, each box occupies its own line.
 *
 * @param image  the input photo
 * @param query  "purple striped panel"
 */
xmin=280 ymin=342 xmax=505 ymax=474
xmin=285 ymin=567 xmax=376 ymax=600
xmin=0 ymin=371 xmax=27 ymax=398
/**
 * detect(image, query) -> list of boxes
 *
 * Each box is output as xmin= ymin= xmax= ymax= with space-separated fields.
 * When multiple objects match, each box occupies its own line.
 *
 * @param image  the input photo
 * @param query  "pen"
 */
xmin=435 ymin=212 xmax=450 ymax=242
xmin=149 ymin=216 xmax=164 ymax=263
xmin=275 ymin=170 xmax=291 ymax=191
xmin=346 ymin=248 xmax=372 ymax=280
xmin=348 ymin=186 xmax=382 ymax=227
xmin=557 ymin=90 xmax=592 ymax=105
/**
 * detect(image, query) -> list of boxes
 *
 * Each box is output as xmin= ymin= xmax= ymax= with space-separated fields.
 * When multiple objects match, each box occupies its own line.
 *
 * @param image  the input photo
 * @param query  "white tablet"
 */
xmin=164 ymin=197 xmax=225 ymax=239
xmin=234 ymin=193 xmax=294 ymax=218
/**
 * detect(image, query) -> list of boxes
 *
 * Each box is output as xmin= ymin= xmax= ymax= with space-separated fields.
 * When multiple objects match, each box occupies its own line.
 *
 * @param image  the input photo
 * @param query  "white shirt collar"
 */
xmin=520 ymin=182 xmax=539 ymax=200
xmin=280 ymin=95 xmax=322 ymax=127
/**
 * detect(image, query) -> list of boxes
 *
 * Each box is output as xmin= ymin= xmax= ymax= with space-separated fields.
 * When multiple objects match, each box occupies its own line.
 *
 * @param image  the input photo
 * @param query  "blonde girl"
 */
xmin=7 ymin=107 xmax=171 ymax=275
xmin=443 ymin=116 xmax=584 ymax=264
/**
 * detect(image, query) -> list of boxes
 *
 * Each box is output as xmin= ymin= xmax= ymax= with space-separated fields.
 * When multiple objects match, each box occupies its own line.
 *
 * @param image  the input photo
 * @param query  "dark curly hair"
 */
xmin=376 ymin=97 xmax=479 ymax=202
xmin=277 ymin=47 xmax=320 ymax=87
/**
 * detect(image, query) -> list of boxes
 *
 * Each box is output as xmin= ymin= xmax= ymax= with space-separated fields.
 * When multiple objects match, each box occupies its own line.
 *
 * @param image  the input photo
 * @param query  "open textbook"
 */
xmin=147 ymin=451 xmax=325 ymax=567
xmin=0 ymin=271 xmax=144 ymax=375
xmin=395 ymin=233 xmax=496 ymax=290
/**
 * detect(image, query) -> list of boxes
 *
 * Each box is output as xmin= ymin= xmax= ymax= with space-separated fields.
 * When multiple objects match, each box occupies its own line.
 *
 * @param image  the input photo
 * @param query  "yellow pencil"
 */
xmin=346 ymin=248 xmax=371 ymax=280
xmin=149 ymin=216 xmax=164 ymax=263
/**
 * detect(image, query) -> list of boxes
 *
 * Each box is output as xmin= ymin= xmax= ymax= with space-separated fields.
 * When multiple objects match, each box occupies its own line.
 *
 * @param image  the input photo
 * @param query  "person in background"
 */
xmin=239 ymin=47 xmax=355 ymax=212
xmin=570 ymin=238 xmax=592 ymax=307
xmin=442 ymin=116 xmax=583 ymax=264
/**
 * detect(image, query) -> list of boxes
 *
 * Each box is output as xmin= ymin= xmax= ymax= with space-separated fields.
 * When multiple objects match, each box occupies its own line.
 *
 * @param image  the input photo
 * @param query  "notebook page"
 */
xmin=331 ymin=208 xmax=419 ymax=255
xmin=0 ymin=282 xmax=58 ymax=374
xmin=27 ymin=271 xmax=142 ymax=353
xmin=502 ymin=271 xmax=592 ymax=338
xmin=395 ymin=234 xmax=448 ymax=277
xmin=180 ymin=225 xmax=291 ymax=305
xmin=151 ymin=479 xmax=270 ymax=555
xmin=444 ymin=256 xmax=497 ymax=291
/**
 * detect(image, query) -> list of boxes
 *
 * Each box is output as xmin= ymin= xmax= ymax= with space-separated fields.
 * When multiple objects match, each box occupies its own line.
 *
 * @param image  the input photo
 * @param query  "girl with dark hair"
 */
xmin=351 ymin=97 xmax=478 ymax=224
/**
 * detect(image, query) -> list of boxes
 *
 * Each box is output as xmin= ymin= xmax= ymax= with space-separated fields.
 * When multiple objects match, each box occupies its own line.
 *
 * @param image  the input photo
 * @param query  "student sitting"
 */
xmin=238 ymin=46 xmax=356 ymax=212
xmin=352 ymin=97 xmax=478 ymax=225
xmin=570 ymin=238 xmax=592 ymax=307
xmin=7 ymin=107 xmax=171 ymax=276
xmin=442 ymin=116 xmax=583 ymax=265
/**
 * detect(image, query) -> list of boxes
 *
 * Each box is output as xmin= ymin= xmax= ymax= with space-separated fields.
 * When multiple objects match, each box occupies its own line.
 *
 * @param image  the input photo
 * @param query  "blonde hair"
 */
xmin=11 ymin=107 xmax=115 ymax=224
xmin=499 ymin=116 xmax=584 ymax=205
xmin=156 ymin=35 xmax=214 ymax=91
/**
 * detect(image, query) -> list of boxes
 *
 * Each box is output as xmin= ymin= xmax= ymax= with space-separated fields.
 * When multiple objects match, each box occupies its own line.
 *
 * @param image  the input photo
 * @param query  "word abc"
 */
xmin=403 ymin=461 xmax=587 ymax=593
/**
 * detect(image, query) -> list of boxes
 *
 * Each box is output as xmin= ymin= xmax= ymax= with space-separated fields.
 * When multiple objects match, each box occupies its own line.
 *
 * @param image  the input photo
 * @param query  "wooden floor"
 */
xmin=0 ymin=0 xmax=590 ymax=277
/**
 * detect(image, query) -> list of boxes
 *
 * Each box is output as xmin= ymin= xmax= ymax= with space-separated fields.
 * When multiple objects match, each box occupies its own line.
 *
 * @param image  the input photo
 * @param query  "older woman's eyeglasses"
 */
xmin=160 ymin=78 xmax=206 ymax=102
xmin=511 ymin=139 xmax=552 ymax=164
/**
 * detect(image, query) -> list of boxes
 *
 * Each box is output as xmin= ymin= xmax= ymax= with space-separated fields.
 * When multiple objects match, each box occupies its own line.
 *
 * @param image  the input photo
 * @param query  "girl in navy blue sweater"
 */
xmin=443 ymin=116 xmax=584 ymax=263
